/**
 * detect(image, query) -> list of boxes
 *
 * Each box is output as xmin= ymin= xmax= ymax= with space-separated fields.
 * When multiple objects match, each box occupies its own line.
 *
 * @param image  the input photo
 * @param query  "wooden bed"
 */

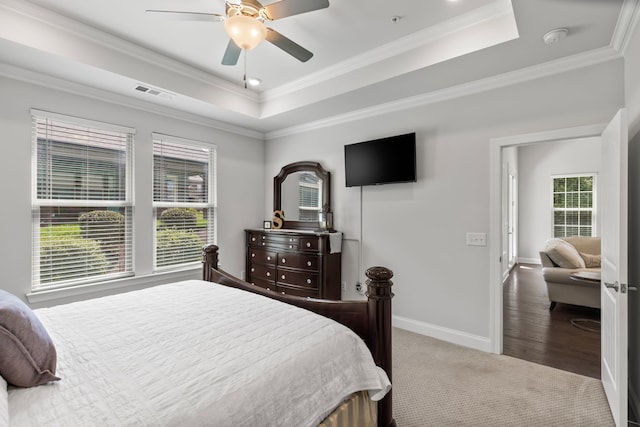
xmin=202 ymin=244 xmax=396 ymax=427
xmin=2 ymin=244 xmax=394 ymax=426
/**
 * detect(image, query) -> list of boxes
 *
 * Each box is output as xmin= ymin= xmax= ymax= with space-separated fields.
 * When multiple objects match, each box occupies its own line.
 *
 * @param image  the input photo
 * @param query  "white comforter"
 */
xmin=7 ymin=280 xmax=390 ymax=427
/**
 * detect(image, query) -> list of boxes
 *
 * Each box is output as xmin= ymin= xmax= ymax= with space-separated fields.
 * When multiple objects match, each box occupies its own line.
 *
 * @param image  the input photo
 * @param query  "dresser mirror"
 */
xmin=274 ymin=161 xmax=331 ymax=230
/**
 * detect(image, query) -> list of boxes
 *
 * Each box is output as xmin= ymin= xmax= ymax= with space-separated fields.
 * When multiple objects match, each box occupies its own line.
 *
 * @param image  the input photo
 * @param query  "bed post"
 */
xmin=202 ymin=245 xmax=219 ymax=282
xmin=365 ymin=266 xmax=395 ymax=427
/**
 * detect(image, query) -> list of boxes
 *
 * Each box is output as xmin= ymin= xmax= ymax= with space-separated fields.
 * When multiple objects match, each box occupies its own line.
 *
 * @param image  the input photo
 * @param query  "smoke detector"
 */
xmin=543 ymin=28 xmax=568 ymax=45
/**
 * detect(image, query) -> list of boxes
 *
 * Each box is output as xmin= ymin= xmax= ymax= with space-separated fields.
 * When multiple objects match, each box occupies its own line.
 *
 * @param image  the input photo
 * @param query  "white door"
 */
xmin=600 ymin=109 xmax=628 ymax=427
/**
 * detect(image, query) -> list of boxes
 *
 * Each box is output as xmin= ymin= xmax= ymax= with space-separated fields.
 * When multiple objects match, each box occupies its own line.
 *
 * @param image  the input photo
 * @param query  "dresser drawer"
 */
xmin=277 ymin=253 xmax=319 ymax=271
xmin=249 ymin=248 xmax=276 ymax=265
xmin=249 ymin=264 xmax=276 ymax=283
xmin=299 ymin=237 xmax=319 ymax=251
xmin=276 ymin=284 xmax=318 ymax=298
xmin=277 ymin=270 xmax=318 ymax=289
xmin=251 ymin=278 xmax=276 ymax=292
xmin=249 ymin=232 xmax=300 ymax=250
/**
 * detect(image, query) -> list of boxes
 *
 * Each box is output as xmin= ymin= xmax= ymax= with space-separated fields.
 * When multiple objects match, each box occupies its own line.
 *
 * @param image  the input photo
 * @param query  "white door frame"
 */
xmin=488 ymin=122 xmax=607 ymax=354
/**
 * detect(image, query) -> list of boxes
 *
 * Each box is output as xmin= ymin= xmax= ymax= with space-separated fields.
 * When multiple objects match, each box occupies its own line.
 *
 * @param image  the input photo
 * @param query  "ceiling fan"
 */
xmin=146 ymin=0 xmax=329 ymax=66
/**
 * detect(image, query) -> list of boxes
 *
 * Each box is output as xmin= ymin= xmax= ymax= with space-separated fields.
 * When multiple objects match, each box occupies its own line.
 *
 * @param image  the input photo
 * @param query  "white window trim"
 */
xmin=550 ymin=173 xmax=597 ymax=237
xmin=152 ymin=133 xmax=217 ymax=271
xmin=31 ymin=109 xmax=135 ymax=292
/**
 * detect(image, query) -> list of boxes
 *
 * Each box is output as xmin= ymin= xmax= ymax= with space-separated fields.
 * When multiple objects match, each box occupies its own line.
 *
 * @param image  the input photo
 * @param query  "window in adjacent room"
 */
xmin=31 ymin=110 xmax=134 ymax=292
xmin=552 ymin=174 xmax=596 ymax=237
xmin=153 ymin=134 xmax=216 ymax=269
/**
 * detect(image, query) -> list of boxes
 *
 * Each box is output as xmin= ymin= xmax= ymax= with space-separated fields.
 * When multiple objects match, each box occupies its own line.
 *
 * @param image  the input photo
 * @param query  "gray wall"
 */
xmin=517 ymin=138 xmax=602 ymax=264
xmin=0 ymin=75 xmax=265 ymax=307
xmin=264 ymin=59 xmax=625 ymax=349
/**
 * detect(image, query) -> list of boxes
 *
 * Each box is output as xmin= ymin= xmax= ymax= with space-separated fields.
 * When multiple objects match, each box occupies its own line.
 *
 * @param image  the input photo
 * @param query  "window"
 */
xmin=153 ymin=134 xmax=216 ymax=269
xmin=31 ymin=110 xmax=134 ymax=291
xmin=552 ymin=174 xmax=596 ymax=237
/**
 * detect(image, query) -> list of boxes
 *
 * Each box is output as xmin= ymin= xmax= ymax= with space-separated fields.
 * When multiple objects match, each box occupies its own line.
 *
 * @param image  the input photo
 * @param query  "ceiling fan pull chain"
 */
xmin=243 ymin=49 xmax=247 ymax=89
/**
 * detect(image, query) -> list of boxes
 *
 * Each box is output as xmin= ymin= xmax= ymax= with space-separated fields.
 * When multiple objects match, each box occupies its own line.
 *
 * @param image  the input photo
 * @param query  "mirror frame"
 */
xmin=273 ymin=161 xmax=331 ymax=230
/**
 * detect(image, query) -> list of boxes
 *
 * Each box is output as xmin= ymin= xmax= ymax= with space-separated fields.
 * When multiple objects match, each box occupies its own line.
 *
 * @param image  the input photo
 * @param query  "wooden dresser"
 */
xmin=245 ymin=229 xmax=341 ymax=300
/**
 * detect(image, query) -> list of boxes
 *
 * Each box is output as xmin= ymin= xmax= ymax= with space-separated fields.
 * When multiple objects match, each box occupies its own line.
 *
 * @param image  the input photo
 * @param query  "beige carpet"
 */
xmin=392 ymin=328 xmax=614 ymax=426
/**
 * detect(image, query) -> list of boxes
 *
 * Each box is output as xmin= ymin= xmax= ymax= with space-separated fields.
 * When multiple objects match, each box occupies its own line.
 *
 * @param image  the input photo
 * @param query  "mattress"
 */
xmin=6 ymin=280 xmax=390 ymax=427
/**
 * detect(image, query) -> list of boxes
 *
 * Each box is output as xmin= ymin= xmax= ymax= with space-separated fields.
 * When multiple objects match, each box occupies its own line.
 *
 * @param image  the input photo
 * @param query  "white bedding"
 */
xmin=7 ymin=280 xmax=390 ymax=427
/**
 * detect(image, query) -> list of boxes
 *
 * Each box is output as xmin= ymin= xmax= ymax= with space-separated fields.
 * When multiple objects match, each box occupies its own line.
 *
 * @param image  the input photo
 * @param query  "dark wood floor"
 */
xmin=503 ymin=263 xmax=601 ymax=379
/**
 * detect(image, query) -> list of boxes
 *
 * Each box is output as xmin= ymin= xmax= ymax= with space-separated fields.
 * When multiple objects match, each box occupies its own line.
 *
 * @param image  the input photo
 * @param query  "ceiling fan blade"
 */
xmin=221 ymin=40 xmax=242 ymax=66
xmin=262 ymin=0 xmax=329 ymax=20
xmin=265 ymin=28 xmax=313 ymax=62
xmin=145 ymin=10 xmax=225 ymax=22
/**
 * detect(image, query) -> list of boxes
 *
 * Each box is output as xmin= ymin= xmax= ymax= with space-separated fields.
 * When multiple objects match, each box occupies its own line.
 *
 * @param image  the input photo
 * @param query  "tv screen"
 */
xmin=344 ymin=132 xmax=416 ymax=187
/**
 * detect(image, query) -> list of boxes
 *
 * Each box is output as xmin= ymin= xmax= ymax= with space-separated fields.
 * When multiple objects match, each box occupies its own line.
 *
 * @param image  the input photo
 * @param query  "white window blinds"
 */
xmin=31 ymin=110 xmax=134 ymax=291
xmin=552 ymin=174 xmax=596 ymax=237
xmin=152 ymin=134 xmax=216 ymax=269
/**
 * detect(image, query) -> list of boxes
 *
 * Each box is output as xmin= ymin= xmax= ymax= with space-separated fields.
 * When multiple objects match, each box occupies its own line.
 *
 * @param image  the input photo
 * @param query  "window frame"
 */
xmin=551 ymin=173 xmax=597 ymax=238
xmin=30 ymin=109 xmax=135 ymax=292
xmin=151 ymin=133 xmax=217 ymax=271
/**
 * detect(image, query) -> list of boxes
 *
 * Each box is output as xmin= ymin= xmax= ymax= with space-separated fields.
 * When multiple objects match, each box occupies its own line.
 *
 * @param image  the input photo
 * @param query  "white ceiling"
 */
xmin=0 ymin=0 xmax=630 ymax=136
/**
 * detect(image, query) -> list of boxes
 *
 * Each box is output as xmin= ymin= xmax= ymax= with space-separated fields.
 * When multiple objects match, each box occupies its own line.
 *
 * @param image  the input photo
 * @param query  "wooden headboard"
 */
xmin=202 ymin=245 xmax=396 ymax=427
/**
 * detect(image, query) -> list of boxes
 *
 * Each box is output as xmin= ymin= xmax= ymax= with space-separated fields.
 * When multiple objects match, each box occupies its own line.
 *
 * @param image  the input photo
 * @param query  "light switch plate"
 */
xmin=466 ymin=232 xmax=487 ymax=246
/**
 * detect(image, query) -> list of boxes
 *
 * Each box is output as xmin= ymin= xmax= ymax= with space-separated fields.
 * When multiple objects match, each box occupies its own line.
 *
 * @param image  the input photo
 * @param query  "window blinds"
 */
xmin=152 ymin=134 xmax=216 ymax=269
xmin=31 ymin=110 xmax=134 ymax=291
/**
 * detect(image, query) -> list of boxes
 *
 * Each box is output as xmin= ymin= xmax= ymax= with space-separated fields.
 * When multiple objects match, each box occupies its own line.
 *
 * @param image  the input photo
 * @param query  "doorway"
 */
xmin=489 ymin=123 xmax=607 ymax=354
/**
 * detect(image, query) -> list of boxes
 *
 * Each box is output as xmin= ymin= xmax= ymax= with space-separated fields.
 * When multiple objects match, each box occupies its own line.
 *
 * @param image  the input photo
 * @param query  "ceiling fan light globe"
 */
xmin=224 ymin=14 xmax=266 ymax=50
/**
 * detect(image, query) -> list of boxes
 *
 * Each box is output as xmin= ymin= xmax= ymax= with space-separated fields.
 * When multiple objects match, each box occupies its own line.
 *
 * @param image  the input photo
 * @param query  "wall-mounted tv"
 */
xmin=344 ymin=132 xmax=416 ymax=187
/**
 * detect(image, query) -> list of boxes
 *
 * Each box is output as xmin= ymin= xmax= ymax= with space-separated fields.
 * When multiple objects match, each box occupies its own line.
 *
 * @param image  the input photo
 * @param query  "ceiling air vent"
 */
xmin=134 ymin=84 xmax=175 ymax=100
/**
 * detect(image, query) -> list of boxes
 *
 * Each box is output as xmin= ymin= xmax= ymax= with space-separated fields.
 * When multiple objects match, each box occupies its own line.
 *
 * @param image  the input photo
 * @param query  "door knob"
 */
xmin=604 ymin=281 xmax=619 ymax=292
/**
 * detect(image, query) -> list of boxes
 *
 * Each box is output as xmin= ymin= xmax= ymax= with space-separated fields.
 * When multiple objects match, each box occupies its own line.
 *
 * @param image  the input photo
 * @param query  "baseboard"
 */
xmin=393 ymin=315 xmax=492 ymax=353
xmin=517 ymin=257 xmax=541 ymax=265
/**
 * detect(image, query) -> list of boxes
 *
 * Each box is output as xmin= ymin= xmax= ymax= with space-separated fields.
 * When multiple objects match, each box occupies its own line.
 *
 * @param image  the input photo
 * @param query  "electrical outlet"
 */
xmin=466 ymin=232 xmax=487 ymax=246
xmin=355 ymin=282 xmax=363 ymax=294
xmin=341 ymin=282 xmax=347 ymax=292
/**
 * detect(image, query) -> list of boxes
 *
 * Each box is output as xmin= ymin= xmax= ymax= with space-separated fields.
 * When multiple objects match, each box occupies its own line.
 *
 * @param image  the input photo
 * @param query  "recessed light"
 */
xmin=246 ymin=77 xmax=262 ymax=86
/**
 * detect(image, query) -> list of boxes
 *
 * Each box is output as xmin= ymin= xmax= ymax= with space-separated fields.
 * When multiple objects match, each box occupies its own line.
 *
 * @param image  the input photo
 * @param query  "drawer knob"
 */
xmin=306 ymin=242 xmax=311 ymax=248
xmin=251 ymin=253 xmax=255 ymax=258
xmin=281 ymin=291 xmax=286 ymax=295
xmin=252 ymin=237 xmax=256 ymax=242
xmin=281 ymin=274 xmax=286 ymax=280
xmin=266 ymin=287 xmax=271 ymax=291
xmin=267 ymin=256 xmax=271 ymax=261
xmin=289 ymin=245 xmax=294 ymax=249
xmin=262 ymin=236 xmax=266 ymax=240
xmin=251 ymin=268 xmax=255 ymax=272
xmin=266 ymin=272 xmax=271 ymax=277
xmin=262 ymin=242 xmax=266 ymax=246
xmin=307 ymin=261 xmax=312 ymax=267
xmin=307 ymin=279 xmax=312 ymax=284
xmin=289 ymin=238 xmax=294 ymax=242
xmin=281 ymin=258 xmax=286 ymax=264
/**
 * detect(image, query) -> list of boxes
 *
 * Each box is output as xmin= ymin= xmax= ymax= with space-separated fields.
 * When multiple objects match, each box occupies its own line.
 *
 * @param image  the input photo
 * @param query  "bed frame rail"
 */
xmin=202 ymin=245 xmax=395 ymax=427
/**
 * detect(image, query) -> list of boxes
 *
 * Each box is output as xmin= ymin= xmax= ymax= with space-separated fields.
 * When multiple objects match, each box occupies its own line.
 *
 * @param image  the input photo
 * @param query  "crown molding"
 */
xmin=265 ymin=46 xmax=621 ymax=140
xmin=0 ymin=0 xmax=257 ymax=103
xmin=260 ymin=0 xmax=514 ymax=103
xmin=0 ymin=61 xmax=264 ymax=140
xmin=612 ymin=0 xmax=640 ymax=55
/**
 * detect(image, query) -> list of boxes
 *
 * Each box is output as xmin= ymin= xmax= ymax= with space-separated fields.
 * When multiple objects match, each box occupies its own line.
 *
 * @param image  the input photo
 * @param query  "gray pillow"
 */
xmin=0 ymin=290 xmax=60 ymax=387
xmin=544 ymin=238 xmax=586 ymax=269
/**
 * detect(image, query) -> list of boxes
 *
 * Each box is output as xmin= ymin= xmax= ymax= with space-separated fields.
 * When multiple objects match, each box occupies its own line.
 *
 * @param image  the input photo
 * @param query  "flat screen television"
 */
xmin=344 ymin=132 xmax=416 ymax=187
